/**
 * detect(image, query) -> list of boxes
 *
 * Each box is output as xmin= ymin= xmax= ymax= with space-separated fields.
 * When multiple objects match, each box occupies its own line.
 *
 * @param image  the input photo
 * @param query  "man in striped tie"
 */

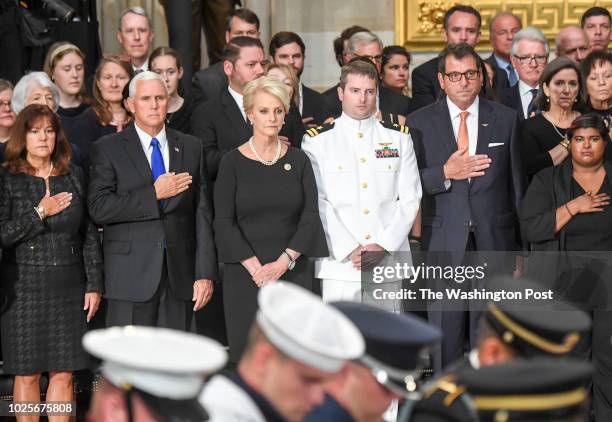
xmin=88 ymin=71 xmax=217 ymax=330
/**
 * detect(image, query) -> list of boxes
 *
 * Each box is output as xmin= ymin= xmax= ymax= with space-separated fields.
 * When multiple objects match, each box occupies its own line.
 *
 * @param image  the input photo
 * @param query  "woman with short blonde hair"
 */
xmin=213 ymin=76 xmax=328 ymax=362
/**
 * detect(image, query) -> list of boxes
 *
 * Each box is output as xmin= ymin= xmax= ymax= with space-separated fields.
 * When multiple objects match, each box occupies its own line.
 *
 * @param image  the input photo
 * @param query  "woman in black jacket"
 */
xmin=0 ymin=104 xmax=102 ymax=411
xmin=520 ymin=114 xmax=612 ymax=420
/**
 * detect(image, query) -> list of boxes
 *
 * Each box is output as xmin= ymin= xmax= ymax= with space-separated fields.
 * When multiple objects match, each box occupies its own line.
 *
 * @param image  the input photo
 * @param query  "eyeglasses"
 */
xmin=360 ymin=54 xmax=383 ymax=63
xmin=443 ymin=70 xmax=480 ymax=82
xmin=0 ymin=101 xmax=11 ymax=109
xmin=513 ymin=55 xmax=548 ymax=65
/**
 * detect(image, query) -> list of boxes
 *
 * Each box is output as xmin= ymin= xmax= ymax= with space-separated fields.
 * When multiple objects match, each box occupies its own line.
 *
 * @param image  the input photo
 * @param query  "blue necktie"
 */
xmin=150 ymin=137 xmax=166 ymax=181
xmin=527 ymin=88 xmax=539 ymax=118
xmin=506 ymin=63 xmax=518 ymax=86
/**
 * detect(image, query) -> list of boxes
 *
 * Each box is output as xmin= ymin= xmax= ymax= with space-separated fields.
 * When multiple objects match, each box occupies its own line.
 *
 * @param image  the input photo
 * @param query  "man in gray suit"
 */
xmin=88 ymin=71 xmax=217 ymax=330
xmin=407 ymin=43 xmax=525 ymax=371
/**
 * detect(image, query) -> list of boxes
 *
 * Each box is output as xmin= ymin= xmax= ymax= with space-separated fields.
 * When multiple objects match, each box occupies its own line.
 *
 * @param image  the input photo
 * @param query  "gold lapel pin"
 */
xmin=284 ymin=163 xmax=292 ymax=171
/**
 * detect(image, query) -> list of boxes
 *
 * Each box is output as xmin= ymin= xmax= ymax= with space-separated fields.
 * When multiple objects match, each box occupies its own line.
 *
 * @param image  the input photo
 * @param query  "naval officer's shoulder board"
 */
xmin=306 ymin=122 xmax=335 ymax=137
xmin=379 ymin=119 xmax=409 ymax=135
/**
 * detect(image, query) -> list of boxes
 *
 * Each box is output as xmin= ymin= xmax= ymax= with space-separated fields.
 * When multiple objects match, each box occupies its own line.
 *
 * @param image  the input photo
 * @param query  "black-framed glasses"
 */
xmin=443 ymin=70 xmax=480 ymax=82
xmin=360 ymin=54 xmax=383 ymax=63
xmin=513 ymin=55 xmax=547 ymax=65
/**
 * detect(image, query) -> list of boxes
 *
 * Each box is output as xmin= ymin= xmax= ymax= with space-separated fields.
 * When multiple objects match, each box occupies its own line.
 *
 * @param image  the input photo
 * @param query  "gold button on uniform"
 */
xmin=387 ymin=165 xmax=392 ymax=170
xmin=360 ymin=157 xmax=367 ymax=164
xmin=365 ymin=234 xmax=371 ymax=240
xmin=361 ymin=182 xmax=368 ymax=189
xmin=337 ymin=165 xmax=343 ymax=170
xmin=363 ymin=209 xmax=369 ymax=215
xmin=357 ymin=132 xmax=363 ymax=138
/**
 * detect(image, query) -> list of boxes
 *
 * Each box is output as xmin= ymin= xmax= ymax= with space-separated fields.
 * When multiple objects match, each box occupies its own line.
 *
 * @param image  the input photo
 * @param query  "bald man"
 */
xmin=556 ymin=26 xmax=591 ymax=63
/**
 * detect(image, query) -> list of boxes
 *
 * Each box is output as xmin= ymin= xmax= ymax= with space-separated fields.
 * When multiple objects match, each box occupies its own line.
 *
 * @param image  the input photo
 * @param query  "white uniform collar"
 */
xmin=338 ymin=112 xmax=376 ymax=132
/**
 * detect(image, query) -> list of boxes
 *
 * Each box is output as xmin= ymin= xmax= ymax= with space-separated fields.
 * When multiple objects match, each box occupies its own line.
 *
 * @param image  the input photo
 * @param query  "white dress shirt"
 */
xmin=298 ymin=82 xmax=304 ymax=115
xmin=228 ymin=86 xmax=247 ymax=121
xmin=447 ymin=96 xmax=479 ymax=156
xmin=132 ymin=57 xmax=149 ymax=73
xmin=518 ymin=79 xmax=538 ymax=119
xmin=135 ymin=123 xmax=169 ymax=171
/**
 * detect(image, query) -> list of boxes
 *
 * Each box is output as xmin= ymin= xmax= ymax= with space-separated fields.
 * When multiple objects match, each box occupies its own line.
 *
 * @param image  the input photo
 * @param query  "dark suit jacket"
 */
xmin=190 ymin=88 xmax=305 ymax=181
xmin=321 ymin=83 xmax=417 ymax=120
xmin=484 ymin=54 xmax=510 ymax=97
xmin=411 ymin=56 xmax=441 ymax=109
xmin=407 ymin=98 xmax=525 ymax=252
xmin=191 ymin=61 xmax=227 ymax=106
xmin=501 ymin=84 xmax=527 ymax=120
xmin=88 ymin=124 xmax=217 ymax=301
xmin=302 ymin=84 xmax=327 ymax=125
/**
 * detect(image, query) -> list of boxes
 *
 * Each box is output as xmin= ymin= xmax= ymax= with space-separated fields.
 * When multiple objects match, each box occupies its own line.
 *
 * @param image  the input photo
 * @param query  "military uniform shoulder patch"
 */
xmin=306 ymin=122 xmax=335 ymax=137
xmin=379 ymin=120 xmax=409 ymax=134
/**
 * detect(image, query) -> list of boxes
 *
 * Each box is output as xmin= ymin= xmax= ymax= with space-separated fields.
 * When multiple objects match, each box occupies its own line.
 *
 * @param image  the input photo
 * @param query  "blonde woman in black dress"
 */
xmin=214 ymin=76 xmax=328 ymax=362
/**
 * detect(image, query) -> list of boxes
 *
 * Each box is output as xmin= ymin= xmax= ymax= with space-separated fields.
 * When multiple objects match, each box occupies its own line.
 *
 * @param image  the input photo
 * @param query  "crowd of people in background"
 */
xmin=0 ymin=3 xmax=612 ymax=421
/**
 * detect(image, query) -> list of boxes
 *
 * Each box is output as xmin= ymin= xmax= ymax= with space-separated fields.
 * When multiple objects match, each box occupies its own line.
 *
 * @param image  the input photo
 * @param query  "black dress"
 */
xmin=0 ymin=165 xmax=102 ymax=374
xmin=166 ymin=97 xmax=194 ymax=134
xmin=213 ymin=148 xmax=329 ymax=362
xmin=520 ymin=113 xmax=568 ymax=180
xmin=59 ymin=103 xmax=89 ymax=145
xmin=69 ymin=107 xmax=119 ymax=171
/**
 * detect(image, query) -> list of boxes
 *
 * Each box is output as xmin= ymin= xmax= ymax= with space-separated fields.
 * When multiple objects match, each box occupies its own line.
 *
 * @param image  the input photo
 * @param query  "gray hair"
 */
xmin=555 ymin=26 xmax=589 ymax=54
xmin=346 ymin=31 xmax=382 ymax=56
xmin=128 ymin=71 xmax=168 ymax=97
xmin=11 ymin=72 xmax=60 ymax=115
xmin=488 ymin=12 xmax=521 ymax=34
xmin=511 ymin=26 xmax=549 ymax=57
xmin=118 ymin=6 xmax=151 ymax=31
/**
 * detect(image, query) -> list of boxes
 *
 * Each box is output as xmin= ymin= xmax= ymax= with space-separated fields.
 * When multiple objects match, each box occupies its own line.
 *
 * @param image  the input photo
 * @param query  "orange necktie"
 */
xmin=457 ymin=111 xmax=469 ymax=154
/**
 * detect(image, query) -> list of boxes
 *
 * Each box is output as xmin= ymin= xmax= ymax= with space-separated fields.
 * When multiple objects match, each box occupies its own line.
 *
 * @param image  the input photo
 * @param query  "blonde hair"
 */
xmin=265 ymin=63 xmax=299 ymax=105
xmin=243 ymin=76 xmax=291 ymax=114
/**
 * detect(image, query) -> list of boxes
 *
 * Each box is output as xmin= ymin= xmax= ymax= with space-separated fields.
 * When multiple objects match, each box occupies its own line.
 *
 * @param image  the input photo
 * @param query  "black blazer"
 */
xmin=501 ymin=84 xmax=527 ymax=120
xmin=190 ymin=88 xmax=305 ymax=181
xmin=320 ymin=83 xmax=417 ymax=120
xmin=301 ymin=84 xmax=327 ymax=125
xmin=0 ymin=165 xmax=102 ymax=292
xmin=88 ymin=124 xmax=217 ymax=301
xmin=190 ymin=62 xmax=227 ymax=106
xmin=484 ymin=54 xmax=510 ymax=97
xmin=408 ymin=98 xmax=525 ymax=252
xmin=411 ymin=56 xmax=441 ymax=109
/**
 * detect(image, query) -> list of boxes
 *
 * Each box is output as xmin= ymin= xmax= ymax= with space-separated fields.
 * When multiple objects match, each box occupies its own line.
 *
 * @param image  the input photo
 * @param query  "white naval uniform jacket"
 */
xmin=200 ymin=374 xmax=266 ymax=422
xmin=302 ymin=113 xmax=422 ymax=282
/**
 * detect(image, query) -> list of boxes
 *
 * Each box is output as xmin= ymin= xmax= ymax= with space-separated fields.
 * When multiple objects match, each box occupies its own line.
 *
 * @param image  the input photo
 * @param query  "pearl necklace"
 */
xmin=249 ymin=137 xmax=281 ymax=166
xmin=42 ymin=163 xmax=54 ymax=195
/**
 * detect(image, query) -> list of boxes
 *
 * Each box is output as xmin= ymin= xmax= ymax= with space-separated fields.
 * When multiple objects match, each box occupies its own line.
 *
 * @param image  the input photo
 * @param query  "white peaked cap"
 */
xmin=83 ymin=326 xmax=228 ymax=400
xmin=256 ymin=282 xmax=365 ymax=372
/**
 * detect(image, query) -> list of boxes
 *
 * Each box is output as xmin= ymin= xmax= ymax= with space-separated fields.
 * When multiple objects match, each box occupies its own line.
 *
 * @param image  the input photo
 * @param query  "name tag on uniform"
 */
xmin=375 ymin=142 xmax=399 ymax=158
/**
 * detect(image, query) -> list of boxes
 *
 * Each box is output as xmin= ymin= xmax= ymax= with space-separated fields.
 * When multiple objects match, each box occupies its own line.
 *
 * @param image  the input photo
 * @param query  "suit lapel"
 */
xmin=475 ymin=99 xmax=495 ymax=156
xmin=222 ymin=89 xmax=252 ymax=141
xmin=433 ymin=100 xmax=457 ymax=155
xmin=123 ymin=125 xmax=153 ymax=182
xmin=164 ymin=129 xmax=184 ymax=211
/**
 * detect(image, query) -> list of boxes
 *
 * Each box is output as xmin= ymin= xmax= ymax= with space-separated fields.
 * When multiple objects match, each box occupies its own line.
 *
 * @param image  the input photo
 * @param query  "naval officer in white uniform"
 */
xmin=302 ymin=59 xmax=421 ymax=309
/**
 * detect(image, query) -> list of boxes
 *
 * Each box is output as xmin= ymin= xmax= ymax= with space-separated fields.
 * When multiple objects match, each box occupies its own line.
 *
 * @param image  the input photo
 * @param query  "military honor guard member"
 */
xmin=302 ymin=60 xmax=421 ymax=308
xmin=200 ymin=282 xmax=365 ymax=422
xmin=304 ymin=301 xmax=441 ymax=422
xmin=457 ymin=276 xmax=591 ymax=371
xmin=401 ymin=358 xmax=592 ymax=422
xmin=83 ymin=325 xmax=227 ymax=421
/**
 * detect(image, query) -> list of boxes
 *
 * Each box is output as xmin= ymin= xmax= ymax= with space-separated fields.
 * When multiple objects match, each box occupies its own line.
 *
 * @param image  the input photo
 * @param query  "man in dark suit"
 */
xmin=88 ymin=71 xmax=217 ymax=329
xmin=190 ymin=8 xmax=260 ymax=106
xmin=411 ymin=5 xmax=481 ymax=109
xmin=407 ymin=43 xmax=525 ymax=371
xmin=484 ymin=12 xmax=522 ymax=96
xmin=191 ymin=36 xmax=304 ymax=181
xmin=269 ymin=31 xmax=326 ymax=127
xmin=321 ymin=32 xmax=416 ymax=120
xmin=501 ymin=27 xmax=549 ymax=120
